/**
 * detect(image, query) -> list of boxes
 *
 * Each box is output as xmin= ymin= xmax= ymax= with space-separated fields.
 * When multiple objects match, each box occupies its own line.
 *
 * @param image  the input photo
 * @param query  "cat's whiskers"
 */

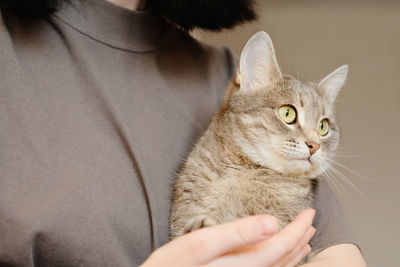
xmin=325 ymin=162 xmax=365 ymax=198
xmin=324 ymin=167 xmax=355 ymax=205
xmin=333 ymin=154 xmax=361 ymax=158
xmin=335 ymin=146 xmax=359 ymax=155
xmin=326 ymin=157 xmax=372 ymax=181
xmin=334 ymin=98 xmax=349 ymax=104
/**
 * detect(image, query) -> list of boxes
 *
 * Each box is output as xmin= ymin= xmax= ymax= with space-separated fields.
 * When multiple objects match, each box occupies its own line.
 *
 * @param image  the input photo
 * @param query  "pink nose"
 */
xmin=305 ymin=141 xmax=320 ymax=155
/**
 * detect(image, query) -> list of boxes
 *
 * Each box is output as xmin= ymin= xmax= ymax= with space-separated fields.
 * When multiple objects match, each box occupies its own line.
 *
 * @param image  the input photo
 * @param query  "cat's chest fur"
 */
xmin=205 ymin=168 xmax=315 ymax=228
xmin=169 ymin=125 xmax=315 ymax=238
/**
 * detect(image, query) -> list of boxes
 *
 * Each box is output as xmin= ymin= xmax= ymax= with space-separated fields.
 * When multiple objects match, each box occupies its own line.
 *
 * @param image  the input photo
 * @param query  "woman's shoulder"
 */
xmin=0 ymin=9 xmax=12 ymax=53
xmin=167 ymin=28 xmax=236 ymax=72
xmin=0 ymin=9 xmax=21 ymax=85
xmin=160 ymin=26 xmax=238 ymax=101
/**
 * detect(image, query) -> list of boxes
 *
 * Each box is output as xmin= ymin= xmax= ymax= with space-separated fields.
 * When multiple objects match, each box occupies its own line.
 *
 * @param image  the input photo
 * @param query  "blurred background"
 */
xmin=195 ymin=0 xmax=400 ymax=266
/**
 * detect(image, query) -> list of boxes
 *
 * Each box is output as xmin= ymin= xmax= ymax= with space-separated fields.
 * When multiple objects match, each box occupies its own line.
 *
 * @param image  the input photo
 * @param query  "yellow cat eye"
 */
xmin=278 ymin=105 xmax=297 ymax=124
xmin=318 ymin=119 xmax=330 ymax=136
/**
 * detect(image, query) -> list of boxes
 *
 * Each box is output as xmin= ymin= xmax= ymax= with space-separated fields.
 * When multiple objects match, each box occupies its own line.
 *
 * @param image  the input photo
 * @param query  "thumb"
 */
xmin=177 ymin=215 xmax=278 ymax=264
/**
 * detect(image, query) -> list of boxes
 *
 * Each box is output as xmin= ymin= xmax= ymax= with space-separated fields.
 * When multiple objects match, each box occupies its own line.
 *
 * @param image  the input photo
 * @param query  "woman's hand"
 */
xmin=141 ymin=209 xmax=316 ymax=267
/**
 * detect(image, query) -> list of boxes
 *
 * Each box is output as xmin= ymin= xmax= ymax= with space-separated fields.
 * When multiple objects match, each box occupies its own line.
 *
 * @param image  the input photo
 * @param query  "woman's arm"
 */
xmin=301 ymin=244 xmax=366 ymax=267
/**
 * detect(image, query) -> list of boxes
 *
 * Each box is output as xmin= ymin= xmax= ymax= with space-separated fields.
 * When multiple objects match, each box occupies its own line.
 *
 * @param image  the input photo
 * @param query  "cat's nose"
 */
xmin=305 ymin=141 xmax=320 ymax=155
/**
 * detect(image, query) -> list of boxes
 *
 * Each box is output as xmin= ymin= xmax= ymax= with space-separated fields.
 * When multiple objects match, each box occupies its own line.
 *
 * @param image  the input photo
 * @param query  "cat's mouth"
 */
xmin=290 ymin=155 xmax=312 ymax=163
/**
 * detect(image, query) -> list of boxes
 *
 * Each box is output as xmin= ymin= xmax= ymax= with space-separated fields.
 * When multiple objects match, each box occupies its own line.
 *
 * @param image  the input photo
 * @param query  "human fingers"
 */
xmin=277 ymin=226 xmax=315 ymax=267
xmin=284 ymin=244 xmax=312 ymax=267
xmin=181 ymin=214 xmax=278 ymax=264
xmin=143 ymin=215 xmax=278 ymax=267
xmin=208 ymin=209 xmax=315 ymax=267
xmin=263 ymin=209 xmax=315 ymax=264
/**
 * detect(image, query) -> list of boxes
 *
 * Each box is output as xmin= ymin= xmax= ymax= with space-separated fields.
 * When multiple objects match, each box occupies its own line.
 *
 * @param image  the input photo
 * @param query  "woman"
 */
xmin=0 ymin=0 xmax=365 ymax=266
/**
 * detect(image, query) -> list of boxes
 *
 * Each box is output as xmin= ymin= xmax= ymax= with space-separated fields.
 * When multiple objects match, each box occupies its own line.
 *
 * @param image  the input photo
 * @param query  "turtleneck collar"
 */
xmin=53 ymin=0 xmax=168 ymax=53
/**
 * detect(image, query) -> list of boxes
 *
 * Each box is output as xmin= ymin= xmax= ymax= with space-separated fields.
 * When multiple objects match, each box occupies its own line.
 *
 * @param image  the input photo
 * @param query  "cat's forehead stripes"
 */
xmin=281 ymin=78 xmax=325 ymax=121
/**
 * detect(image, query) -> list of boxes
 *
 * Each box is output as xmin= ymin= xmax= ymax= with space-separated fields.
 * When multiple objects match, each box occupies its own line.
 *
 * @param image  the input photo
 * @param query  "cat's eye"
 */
xmin=278 ymin=105 xmax=297 ymax=124
xmin=318 ymin=119 xmax=330 ymax=136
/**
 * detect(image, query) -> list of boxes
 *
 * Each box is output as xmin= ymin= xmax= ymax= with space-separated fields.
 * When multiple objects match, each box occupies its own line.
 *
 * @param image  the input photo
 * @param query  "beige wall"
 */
xmin=196 ymin=1 xmax=400 ymax=266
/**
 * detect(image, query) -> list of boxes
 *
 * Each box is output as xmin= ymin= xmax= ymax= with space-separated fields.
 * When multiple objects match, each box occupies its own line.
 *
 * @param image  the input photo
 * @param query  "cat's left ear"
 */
xmin=318 ymin=65 xmax=349 ymax=104
xmin=236 ymin=31 xmax=282 ymax=93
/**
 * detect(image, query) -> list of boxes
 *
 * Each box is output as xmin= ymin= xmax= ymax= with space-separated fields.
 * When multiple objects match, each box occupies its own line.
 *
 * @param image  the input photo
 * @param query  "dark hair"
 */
xmin=148 ymin=0 xmax=257 ymax=31
xmin=0 ymin=0 xmax=65 ymax=17
xmin=0 ymin=0 xmax=257 ymax=30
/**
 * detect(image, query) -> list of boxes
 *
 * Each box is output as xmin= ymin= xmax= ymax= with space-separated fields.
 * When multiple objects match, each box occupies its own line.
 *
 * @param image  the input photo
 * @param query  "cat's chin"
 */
xmin=286 ymin=159 xmax=313 ymax=176
xmin=275 ymin=158 xmax=323 ymax=178
xmin=252 ymin=153 xmax=313 ymax=178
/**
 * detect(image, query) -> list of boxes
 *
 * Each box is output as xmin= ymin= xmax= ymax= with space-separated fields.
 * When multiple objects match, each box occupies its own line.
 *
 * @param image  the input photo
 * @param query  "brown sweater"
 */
xmin=0 ymin=0 xmax=352 ymax=266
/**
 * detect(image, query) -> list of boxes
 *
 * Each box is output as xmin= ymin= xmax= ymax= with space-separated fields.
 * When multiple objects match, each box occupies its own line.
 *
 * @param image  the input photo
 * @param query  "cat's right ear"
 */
xmin=318 ymin=65 xmax=349 ymax=105
xmin=236 ymin=31 xmax=282 ymax=93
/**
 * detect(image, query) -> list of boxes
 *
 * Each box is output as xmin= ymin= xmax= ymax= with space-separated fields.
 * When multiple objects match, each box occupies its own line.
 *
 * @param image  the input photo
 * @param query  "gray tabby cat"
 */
xmin=170 ymin=31 xmax=348 ymax=253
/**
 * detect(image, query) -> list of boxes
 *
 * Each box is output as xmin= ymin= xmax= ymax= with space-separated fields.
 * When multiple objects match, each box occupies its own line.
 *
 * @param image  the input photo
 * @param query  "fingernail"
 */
xmin=258 ymin=216 xmax=277 ymax=236
xmin=295 ymin=209 xmax=315 ymax=222
xmin=306 ymin=227 xmax=316 ymax=239
xmin=310 ymin=209 xmax=316 ymax=218
xmin=305 ymin=209 xmax=316 ymax=224
xmin=310 ymin=226 xmax=316 ymax=237
xmin=306 ymin=209 xmax=316 ymax=219
xmin=303 ymin=244 xmax=312 ymax=257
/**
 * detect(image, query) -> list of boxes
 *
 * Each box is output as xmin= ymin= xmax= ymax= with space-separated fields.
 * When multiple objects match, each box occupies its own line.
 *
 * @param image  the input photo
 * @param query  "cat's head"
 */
xmin=226 ymin=31 xmax=348 ymax=178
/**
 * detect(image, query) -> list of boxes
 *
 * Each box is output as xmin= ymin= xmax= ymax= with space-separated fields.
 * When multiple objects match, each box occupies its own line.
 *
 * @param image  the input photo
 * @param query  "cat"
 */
xmin=169 ymin=31 xmax=348 ymax=256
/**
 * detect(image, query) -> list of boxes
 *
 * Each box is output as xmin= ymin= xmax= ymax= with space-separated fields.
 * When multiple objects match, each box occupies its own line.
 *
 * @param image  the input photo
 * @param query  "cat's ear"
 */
xmin=236 ymin=31 xmax=282 ymax=93
xmin=318 ymin=65 xmax=349 ymax=104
